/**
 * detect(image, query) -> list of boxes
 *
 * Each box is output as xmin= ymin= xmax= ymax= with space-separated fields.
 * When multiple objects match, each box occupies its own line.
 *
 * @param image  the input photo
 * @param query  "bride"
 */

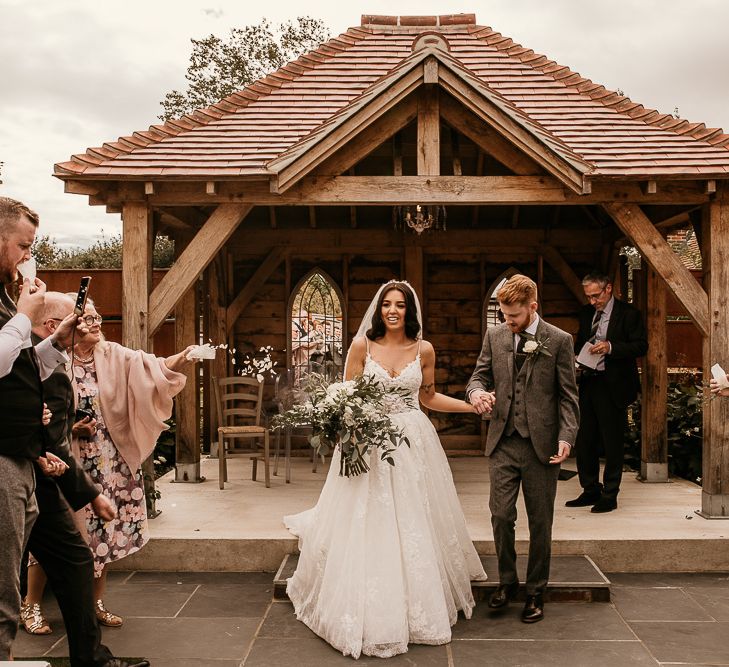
xmin=284 ymin=280 xmax=487 ymax=659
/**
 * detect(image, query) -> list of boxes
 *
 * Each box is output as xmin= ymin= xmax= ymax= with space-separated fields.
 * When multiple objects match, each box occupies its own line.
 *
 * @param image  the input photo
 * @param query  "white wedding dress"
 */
xmin=284 ymin=347 xmax=487 ymax=659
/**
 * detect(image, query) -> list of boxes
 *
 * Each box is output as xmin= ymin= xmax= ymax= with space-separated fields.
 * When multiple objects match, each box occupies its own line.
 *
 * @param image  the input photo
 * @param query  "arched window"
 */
xmin=288 ymin=270 xmax=345 ymax=383
xmin=482 ymin=268 xmax=520 ymax=335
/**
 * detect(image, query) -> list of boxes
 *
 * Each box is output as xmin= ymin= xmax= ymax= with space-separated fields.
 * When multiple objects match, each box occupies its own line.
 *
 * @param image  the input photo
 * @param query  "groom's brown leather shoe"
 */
xmin=521 ymin=593 xmax=544 ymax=623
xmin=488 ymin=581 xmax=519 ymax=608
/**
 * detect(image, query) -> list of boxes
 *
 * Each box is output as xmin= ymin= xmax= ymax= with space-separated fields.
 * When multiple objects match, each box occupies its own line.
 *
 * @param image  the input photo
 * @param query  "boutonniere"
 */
xmin=521 ymin=333 xmax=552 ymax=359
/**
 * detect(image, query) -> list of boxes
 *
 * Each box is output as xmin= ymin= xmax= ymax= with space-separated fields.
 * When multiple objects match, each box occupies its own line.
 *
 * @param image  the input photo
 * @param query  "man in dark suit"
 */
xmin=0 ymin=196 xmax=148 ymax=667
xmin=566 ymin=271 xmax=648 ymax=513
xmin=467 ymin=274 xmax=579 ymax=623
xmin=23 ymin=291 xmax=133 ymax=666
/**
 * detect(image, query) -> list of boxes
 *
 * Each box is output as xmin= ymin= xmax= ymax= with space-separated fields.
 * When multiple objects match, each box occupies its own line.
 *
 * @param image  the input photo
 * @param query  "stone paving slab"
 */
xmin=13 ymin=570 xmax=729 ymax=665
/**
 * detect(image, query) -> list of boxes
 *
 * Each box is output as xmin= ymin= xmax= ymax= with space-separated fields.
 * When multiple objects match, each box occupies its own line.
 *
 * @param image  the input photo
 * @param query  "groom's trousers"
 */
xmin=489 ymin=434 xmax=560 ymax=595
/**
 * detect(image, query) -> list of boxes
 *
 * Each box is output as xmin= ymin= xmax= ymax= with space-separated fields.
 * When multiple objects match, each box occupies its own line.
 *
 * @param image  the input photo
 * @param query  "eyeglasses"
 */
xmin=585 ymin=286 xmax=607 ymax=303
xmin=81 ymin=314 xmax=103 ymax=326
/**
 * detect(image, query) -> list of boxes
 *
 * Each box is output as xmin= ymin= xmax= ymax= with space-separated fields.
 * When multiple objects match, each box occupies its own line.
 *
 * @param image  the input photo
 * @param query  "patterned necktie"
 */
xmin=589 ymin=310 xmax=603 ymax=342
xmin=515 ymin=333 xmax=528 ymax=371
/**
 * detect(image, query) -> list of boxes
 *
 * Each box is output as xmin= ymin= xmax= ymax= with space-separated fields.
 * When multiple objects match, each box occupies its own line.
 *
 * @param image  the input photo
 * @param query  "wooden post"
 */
xmin=404 ymin=245 xmax=424 ymax=327
xmin=417 ymin=87 xmax=440 ymax=176
xmin=699 ymin=189 xmax=729 ymax=517
xmin=174 ymin=280 xmax=201 ymax=482
xmin=122 ymin=202 xmax=152 ymax=349
xmin=208 ymin=254 xmax=229 ymax=458
xmin=121 ymin=202 xmax=157 ymax=511
xmin=641 ymin=267 xmax=668 ymax=482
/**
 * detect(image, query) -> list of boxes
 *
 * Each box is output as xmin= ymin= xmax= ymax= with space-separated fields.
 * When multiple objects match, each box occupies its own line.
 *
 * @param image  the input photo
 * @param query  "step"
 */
xmin=273 ymin=553 xmax=610 ymax=602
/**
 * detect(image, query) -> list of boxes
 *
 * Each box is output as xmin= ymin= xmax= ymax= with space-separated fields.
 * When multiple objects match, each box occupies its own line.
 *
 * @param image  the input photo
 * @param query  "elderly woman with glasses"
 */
xmin=68 ymin=296 xmax=196 ymax=627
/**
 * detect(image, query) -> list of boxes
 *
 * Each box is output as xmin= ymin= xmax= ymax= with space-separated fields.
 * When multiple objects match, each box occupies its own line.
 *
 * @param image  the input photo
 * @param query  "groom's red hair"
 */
xmin=497 ymin=274 xmax=538 ymax=306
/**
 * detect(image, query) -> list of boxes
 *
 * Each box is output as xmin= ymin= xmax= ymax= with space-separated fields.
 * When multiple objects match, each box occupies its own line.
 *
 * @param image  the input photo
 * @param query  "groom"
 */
xmin=467 ymin=274 xmax=579 ymax=623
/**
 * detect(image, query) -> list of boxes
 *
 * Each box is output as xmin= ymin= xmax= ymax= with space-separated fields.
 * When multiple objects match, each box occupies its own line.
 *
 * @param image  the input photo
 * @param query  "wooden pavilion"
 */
xmin=54 ymin=14 xmax=729 ymax=517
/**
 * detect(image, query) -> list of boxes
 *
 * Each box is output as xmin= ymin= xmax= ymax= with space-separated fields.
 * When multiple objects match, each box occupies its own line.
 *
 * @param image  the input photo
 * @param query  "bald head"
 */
xmin=32 ymin=291 xmax=75 ymax=339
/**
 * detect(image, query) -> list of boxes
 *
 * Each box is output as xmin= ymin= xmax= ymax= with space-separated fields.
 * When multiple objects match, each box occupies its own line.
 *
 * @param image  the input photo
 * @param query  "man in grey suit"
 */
xmin=467 ymin=274 xmax=579 ymax=623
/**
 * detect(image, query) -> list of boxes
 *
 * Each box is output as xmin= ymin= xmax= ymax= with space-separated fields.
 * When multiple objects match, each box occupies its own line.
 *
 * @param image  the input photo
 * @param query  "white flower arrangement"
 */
xmin=272 ymin=373 xmax=412 ymax=477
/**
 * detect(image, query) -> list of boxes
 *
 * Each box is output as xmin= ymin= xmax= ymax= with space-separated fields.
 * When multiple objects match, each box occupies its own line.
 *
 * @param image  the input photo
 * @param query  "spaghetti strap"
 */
xmin=417 ymin=338 xmax=422 ymax=356
xmin=365 ymin=336 xmax=370 ymax=355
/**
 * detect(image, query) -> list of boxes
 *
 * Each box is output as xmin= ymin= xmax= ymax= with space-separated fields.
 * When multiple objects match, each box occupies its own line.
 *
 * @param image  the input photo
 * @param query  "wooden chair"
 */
xmin=272 ymin=370 xmax=295 ymax=483
xmin=214 ymin=376 xmax=270 ymax=489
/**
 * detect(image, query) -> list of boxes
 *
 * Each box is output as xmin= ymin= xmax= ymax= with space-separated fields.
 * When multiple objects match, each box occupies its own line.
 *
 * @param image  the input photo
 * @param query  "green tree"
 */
xmin=33 ymin=233 xmax=175 ymax=269
xmin=159 ymin=17 xmax=329 ymax=120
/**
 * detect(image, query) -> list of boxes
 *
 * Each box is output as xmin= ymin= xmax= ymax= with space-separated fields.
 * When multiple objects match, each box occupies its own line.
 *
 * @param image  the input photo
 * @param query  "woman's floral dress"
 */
xmin=74 ymin=359 xmax=148 ymax=576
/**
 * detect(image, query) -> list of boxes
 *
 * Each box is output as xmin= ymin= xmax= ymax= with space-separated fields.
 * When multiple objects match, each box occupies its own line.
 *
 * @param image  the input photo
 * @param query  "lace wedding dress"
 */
xmin=284 ymin=349 xmax=487 ymax=659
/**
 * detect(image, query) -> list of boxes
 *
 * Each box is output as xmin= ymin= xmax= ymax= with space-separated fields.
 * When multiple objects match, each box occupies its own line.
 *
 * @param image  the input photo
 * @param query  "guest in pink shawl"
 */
xmin=70 ymin=298 xmax=195 ymax=627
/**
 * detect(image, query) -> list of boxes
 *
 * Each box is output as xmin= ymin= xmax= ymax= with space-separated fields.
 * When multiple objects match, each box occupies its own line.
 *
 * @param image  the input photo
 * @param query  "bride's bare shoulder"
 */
xmin=419 ymin=339 xmax=435 ymax=359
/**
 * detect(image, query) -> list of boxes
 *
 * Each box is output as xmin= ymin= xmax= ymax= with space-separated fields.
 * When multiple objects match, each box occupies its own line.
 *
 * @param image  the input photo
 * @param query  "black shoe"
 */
xmin=522 ymin=594 xmax=544 ymax=623
xmin=103 ymin=660 xmax=151 ymax=667
xmin=488 ymin=581 xmax=519 ymax=608
xmin=565 ymin=492 xmax=601 ymax=507
xmin=591 ymin=497 xmax=618 ymax=513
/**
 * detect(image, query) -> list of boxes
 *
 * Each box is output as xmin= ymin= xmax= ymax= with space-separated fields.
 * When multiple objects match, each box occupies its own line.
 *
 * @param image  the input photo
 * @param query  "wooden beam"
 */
xmin=417 ymin=87 xmax=440 ymax=176
xmin=642 ymin=180 xmax=657 ymax=195
xmin=122 ymin=176 xmax=712 ymax=207
xmin=121 ymin=202 xmax=152 ymax=350
xmin=641 ymin=267 xmax=668 ymax=482
xmin=705 ymin=179 xmax=717 ymax=195
xmin=206 ymin=181 xmax=218 ymax=195
xmin=272 ymin=67 xmax=423 ymax=192
xmin=449 ymin=127 xmax=462 ymax=176
xmin=149 ymin=203 xmax=252 ymax=336
xmin=440 ymin=95 xmax=540 ymax=176
xmin=309 ymin=206 xmax=316 ymax=229
xmin=315 ymin=95 xmax=417 ymax=178
xmin=471 ymin=149 xmax=484 ymax=227
xmin=144 ymin=181 xmax=155 ymax=195
xmin=700 ymin=190 xmax=729 ymax=516
xmin=438 ymin=68 xmax=589 ymax=192
xmin=226 ymin=247 xmax=287 ymax=332
xmin=423 ymin=56 xmax=439 ymax=84
xmin=603 ymin=202 xmax=709 ymax=337
xmin=227 ymin=227 xmax=601 ymax=252
xmin=64 ymin=180 xmax=100 ymax=196
xmin=538 ymin=244 xmax=588 ymax=305
xmin=269 ymin=206 xmax=277 ymax=229
xmin=393 ymin=132 xmax=403 ymax=177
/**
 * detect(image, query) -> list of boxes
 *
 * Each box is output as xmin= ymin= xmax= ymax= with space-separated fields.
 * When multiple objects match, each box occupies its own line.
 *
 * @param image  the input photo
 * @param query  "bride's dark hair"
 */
xmin=366 ymin=282 xmax=421 ymax=341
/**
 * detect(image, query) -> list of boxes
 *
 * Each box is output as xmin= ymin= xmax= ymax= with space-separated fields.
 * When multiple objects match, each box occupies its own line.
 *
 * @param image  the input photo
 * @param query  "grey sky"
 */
xmin=1 ymin=0 xmax=727 ymax=246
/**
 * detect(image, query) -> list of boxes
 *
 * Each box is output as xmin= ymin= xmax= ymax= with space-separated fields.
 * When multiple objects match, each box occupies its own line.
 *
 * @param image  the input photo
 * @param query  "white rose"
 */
xmin=523 ymin=340 xmax=538 ymax=353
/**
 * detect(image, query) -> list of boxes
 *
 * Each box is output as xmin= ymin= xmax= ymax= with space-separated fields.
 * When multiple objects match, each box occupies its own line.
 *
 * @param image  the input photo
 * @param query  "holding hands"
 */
xmin=36 ymin=451 xmax=69 ymax=478
xmin=469 ymin=388 xmax=495 ymax=415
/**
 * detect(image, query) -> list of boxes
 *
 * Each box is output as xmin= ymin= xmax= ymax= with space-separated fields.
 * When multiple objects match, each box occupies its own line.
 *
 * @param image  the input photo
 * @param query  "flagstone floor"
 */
xmin=13 ymin=568 xmax=729 ymax=666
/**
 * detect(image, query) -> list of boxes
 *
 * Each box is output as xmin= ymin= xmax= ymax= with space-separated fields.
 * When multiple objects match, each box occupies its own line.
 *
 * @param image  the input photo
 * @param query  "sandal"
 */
xmin=95 ymin=599 xmax=123 ymax=627
xmin=20 ymin=600 xmax=52 ymax=635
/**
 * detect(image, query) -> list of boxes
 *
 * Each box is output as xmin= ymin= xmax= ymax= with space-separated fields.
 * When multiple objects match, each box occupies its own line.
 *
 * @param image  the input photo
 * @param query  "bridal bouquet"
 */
xmin=272 ymin=373 xmax=411 ymax=478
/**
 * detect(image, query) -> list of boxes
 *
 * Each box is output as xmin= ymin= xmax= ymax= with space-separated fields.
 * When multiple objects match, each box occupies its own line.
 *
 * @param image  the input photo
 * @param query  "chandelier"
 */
xmin=393 ymin=205 xmax=447 ymax=235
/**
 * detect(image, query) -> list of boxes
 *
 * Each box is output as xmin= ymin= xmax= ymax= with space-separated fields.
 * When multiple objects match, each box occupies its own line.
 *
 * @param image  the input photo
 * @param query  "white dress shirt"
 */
xmin=0 ymin=312 xmax=68 ymax=380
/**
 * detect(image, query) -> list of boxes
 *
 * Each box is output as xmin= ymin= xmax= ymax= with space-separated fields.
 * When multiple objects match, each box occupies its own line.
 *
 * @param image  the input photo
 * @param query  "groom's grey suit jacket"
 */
xmin=466 ymin=319 xmax=579 ymax=464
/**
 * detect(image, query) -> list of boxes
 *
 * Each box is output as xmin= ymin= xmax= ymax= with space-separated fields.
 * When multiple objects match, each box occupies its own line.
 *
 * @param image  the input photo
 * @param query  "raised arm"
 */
xmin=419 ymin=340 xmax=476 ymax=413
